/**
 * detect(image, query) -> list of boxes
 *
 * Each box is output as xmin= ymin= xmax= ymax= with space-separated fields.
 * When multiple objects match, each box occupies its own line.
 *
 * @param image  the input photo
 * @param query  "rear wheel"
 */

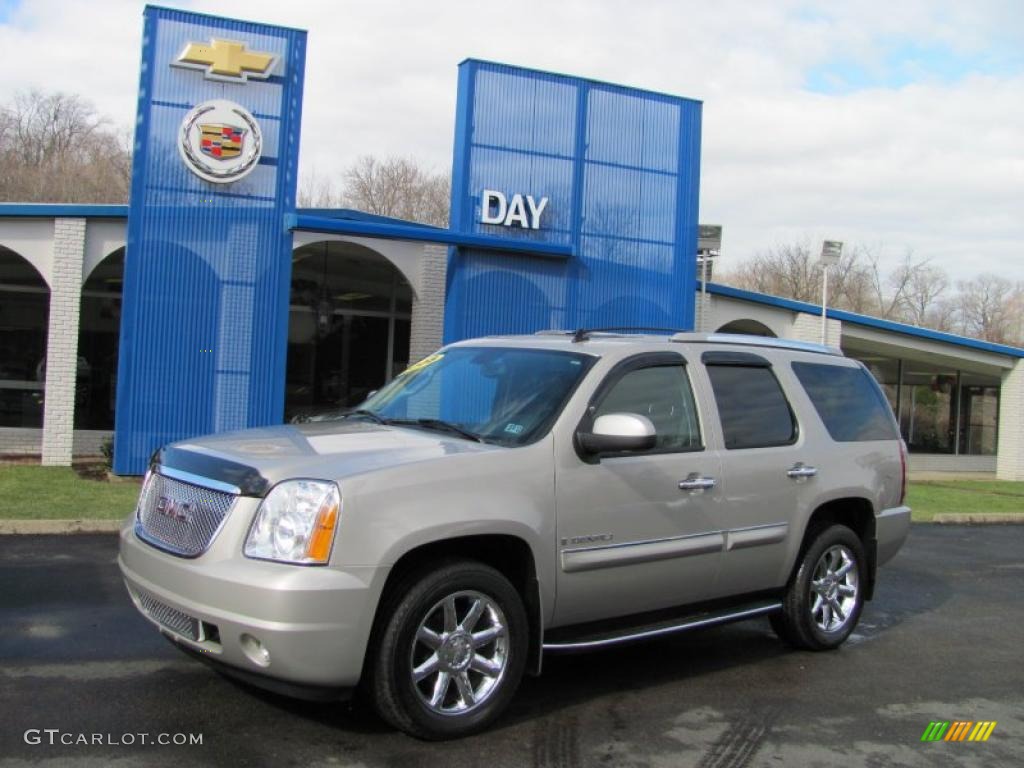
xmin=366 ymin=560 xmax=527 ymax=740
xmin=771 ymin=524 xmax=865 ymax=650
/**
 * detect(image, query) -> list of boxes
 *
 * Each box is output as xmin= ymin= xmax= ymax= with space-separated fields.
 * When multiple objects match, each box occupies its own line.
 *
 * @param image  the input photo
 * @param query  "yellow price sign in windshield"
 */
xmin=402 ymin=353 xmax=444 ymax=376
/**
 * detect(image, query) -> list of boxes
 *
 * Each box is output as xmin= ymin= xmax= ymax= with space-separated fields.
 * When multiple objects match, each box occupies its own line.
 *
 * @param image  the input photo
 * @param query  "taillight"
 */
xmin=898 ymin=439 xmax=908 ymax=506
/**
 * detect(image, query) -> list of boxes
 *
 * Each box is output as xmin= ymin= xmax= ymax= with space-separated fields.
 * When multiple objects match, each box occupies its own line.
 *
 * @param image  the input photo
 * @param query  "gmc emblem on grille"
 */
xmin=155 ymin=496 xmax=194 ymax=524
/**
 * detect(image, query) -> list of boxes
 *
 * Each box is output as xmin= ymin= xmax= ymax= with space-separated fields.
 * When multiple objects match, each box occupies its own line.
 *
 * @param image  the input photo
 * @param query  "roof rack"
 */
xmin=533 ymin=329 xmax=841 ymax=355
xmin=670 ymin=332 xmax=841 ymax=356
xmin=535 ymin=327 xmax=685 ymax=343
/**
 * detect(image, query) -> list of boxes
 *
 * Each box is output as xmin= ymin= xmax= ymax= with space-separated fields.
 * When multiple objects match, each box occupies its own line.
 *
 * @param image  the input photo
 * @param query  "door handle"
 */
xmin=679 ymin=473 xmax=716 ymax=492
xmin=786 ymin=463 xmax=818 ymax=479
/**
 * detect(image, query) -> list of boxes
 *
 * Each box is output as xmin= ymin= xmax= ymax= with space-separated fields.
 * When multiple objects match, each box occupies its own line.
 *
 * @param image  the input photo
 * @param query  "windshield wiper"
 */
xmin=389 ymin=418 xmax=485 ymax=443
xmin=343 ymin=409 xmax=387 ymax=425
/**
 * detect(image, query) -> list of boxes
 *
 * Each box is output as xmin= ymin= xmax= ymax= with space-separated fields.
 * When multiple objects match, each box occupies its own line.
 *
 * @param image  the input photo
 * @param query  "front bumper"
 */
xmin=876 ymin=505 xmax=912 ymax=567
xmin=119 ymin=519 xmax=388 ymax=690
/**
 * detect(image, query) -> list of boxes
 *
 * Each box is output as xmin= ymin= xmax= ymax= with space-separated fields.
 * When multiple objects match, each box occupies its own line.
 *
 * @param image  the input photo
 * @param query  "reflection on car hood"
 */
xmin=156 ymin=420 xmax=500 ymax=495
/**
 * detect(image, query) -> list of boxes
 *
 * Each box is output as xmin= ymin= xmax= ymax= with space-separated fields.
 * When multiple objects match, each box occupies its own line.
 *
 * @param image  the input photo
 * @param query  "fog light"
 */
xmin=240 ymin=633 xmax=270 ymax=667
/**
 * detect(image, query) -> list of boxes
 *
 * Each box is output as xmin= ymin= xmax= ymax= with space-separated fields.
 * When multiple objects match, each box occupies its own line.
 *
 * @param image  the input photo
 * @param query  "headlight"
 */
xmin=244 ymin=480 xmax=341 ymax=565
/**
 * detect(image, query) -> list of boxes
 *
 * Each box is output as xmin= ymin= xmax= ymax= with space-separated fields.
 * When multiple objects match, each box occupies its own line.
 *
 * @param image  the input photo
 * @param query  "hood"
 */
xmin=155 ymin=421 xmax=501 ymax=496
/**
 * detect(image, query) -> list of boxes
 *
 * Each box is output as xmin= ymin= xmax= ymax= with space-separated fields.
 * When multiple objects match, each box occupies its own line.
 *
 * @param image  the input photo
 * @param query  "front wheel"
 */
xmin=771 ymin=524 xmax=866 ymax=650
xmin=365 ymin=560 xmax=528 ymax=740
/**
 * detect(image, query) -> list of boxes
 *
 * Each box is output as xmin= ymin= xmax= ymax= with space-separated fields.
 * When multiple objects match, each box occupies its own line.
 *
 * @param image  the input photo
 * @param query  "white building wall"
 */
xmin=409 ymin=244 xmax=447 ymax=363
xmin=996 ymin=359 xmax=1024 ymax=481
xmin=0 ymin=218 xmax=56 ymax=287
xmin=790 ymin=311 xmax=842 ymax=347
xmin=41 ymin=218 xmax=86 ymax=465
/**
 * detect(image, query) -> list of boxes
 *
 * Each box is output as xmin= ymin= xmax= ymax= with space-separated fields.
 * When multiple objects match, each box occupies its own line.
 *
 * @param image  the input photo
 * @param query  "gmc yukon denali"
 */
xmin=119 ymin=331 xmax=911 ymax=739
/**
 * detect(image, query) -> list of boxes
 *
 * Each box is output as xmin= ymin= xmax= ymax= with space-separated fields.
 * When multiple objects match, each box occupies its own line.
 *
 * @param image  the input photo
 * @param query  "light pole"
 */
xmin=819 ymin=240 xmax=843 ymax=345
xmin=697 ymin=225 xmax=722 ymax=332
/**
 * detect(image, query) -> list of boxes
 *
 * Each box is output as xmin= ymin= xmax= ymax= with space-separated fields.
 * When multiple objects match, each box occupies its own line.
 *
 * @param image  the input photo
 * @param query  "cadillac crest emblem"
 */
xmin=178 ymin=99 xmax=262 ymax=184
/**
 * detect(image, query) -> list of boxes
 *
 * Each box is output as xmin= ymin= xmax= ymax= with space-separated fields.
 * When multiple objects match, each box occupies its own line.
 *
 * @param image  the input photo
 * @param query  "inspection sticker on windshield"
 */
xmin=504 ymin=423 xmax=525 ymax=435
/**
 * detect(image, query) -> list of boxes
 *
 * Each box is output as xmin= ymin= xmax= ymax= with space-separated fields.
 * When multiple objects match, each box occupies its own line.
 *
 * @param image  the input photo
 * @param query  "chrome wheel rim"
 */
xmin=409 ymin=590 xmax=509 ymax=716
xmin=810 ymin=545 xmax=859 ymax=633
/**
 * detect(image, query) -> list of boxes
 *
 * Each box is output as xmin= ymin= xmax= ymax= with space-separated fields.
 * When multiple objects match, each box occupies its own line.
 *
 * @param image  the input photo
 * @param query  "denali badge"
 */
xmin=155 ymin=496 xmax=194 ymax=524
xmin=561 ymin=534 xmax=614 ymax=546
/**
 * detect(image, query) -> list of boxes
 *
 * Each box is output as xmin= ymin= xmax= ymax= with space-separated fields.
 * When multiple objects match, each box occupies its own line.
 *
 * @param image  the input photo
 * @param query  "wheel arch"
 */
xmin=370 ymin=534 xmax=544 ymax=676
xmin=803 ymin=497 xmax=878 ymax=600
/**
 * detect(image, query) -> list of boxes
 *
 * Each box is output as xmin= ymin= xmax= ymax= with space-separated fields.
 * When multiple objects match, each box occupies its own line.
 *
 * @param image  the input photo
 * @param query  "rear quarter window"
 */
xmin=791 ymin=361 xmax=898 ymax=442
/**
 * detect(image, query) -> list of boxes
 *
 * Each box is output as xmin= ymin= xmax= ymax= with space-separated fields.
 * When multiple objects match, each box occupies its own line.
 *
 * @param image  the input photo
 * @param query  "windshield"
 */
xmin=356 ymin=346 xmax=596 ymax=446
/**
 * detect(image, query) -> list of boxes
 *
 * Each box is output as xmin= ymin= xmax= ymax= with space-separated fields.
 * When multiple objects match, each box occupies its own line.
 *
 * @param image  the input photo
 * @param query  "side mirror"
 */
xmin=578 ymin=413 xmax=657 ymax=455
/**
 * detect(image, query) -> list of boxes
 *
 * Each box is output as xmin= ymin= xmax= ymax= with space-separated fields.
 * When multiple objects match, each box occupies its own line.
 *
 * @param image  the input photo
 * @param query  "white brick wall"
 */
xmin=40 ymin=218 xmax=86 ymax=466
xmin=791 ymin=311 xmax=842 ymax=346
xmin=996 ymin=359 xmax=1024 ymax=480
xmin=409 ymin=244 xmax=447 ymax=363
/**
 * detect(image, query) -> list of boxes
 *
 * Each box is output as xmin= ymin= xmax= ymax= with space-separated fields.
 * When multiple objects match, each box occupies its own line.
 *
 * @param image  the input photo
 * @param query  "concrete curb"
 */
xmin=933 ymin=513 xmax=1024 ymax=525
xmin=0 ymin=520 xmax=123 ymax=534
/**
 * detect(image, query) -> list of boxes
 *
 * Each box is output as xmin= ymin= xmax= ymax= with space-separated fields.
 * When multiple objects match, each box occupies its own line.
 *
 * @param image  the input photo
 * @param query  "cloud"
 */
xmin=0 ymin=0 xmax=1020 ymax=280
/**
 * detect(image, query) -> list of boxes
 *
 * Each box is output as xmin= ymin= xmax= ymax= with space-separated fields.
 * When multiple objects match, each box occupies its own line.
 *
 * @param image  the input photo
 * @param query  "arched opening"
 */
xmin=286 ymin=241 xmax=412 ymax=420
xmin=0 ymin=246 xmax=49 ymax=428
xmin=716 ymin=319 xmax=777 ymax=337
xmin=76 ymin=247 xmax=123 ymax=429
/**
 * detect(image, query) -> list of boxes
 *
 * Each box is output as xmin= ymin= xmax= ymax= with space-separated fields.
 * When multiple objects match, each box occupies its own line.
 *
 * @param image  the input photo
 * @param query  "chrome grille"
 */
xmin=135 ymin=590 xmax=202 ymax=642
xmin=136 ymin=471 xmax=236 ymax=557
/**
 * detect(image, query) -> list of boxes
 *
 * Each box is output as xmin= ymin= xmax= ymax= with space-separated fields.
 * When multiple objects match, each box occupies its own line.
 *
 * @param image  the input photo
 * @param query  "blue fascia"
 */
xmin=294 ymin=208 xmax=444 ymax=229
xmin=286 ymin=212 xmax=572 ymax=259
xmin=0 ymin=204 xmax=129 ymax=218
xmin=0 ymin=204 xmax=444 ymax=227
xmin=704 ymin=281 xmax=1024 ymax=359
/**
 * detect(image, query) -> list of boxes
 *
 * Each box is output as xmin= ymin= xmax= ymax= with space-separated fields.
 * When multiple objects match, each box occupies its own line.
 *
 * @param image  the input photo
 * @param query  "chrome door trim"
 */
xmin=724 ymin=522 xmax=789 ymax=551
xmin=560 ymin=530 xmax=725 ymax=573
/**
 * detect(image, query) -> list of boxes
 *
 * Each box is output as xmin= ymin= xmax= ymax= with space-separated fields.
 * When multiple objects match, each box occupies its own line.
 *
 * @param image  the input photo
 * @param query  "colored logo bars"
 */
xmin=921 ymin=721 xmax=997 ymax=742
xmin=199 ymin=124 xmax=246 ymax=160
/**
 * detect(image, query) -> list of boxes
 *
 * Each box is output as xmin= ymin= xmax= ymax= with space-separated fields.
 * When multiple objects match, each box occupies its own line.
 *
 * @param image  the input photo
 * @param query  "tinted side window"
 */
xmin=706 ymin=364 xmax=796 ymax=449
xmin=594 ymin=365 xmax=701 ymax=452
xmin=792 ymin=361 xmax=898 ymax=442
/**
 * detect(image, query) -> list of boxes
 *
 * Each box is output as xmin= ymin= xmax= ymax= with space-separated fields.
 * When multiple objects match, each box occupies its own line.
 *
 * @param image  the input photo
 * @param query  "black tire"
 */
xmin=365 ymin=560 xmax=528 ymax=740
xmin=771 ymin=524 xmax=866 ymax=651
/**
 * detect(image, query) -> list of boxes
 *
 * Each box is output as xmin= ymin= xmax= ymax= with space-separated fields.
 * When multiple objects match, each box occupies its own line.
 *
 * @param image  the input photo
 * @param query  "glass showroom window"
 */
xmin=75 ymin=248 xmax=124 ymax=429
xmin=0 ymin=247 xmax=48 ymax=428
xmin=286 ymin=241 xmax=413 ymax=422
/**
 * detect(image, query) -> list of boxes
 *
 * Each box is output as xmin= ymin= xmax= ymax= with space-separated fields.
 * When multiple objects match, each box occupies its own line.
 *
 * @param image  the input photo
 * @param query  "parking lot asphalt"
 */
xmin=1 ymin=525 xmax=1021 ymax=767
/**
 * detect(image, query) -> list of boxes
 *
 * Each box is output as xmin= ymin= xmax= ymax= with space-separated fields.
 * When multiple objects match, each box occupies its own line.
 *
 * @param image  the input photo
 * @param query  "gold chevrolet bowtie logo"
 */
xmin=173 ymin=39 xmax=278 ymax=83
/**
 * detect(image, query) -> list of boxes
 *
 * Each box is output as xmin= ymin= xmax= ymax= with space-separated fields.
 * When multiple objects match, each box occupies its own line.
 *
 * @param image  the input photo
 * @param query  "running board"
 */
xmin=542 ymin=600 xmax=782 ymax=653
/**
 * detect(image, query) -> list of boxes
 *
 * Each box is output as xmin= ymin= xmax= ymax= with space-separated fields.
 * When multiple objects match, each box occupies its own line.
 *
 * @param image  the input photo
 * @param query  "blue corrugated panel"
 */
xmin=114 ymin=7 xmax=306 ymax=474
xmin=445 ymin=60 xmax=702 ymax=342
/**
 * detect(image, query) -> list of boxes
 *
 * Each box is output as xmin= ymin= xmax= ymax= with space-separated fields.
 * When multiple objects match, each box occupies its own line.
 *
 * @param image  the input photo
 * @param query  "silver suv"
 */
xmin=119 ymin=332 xmax=911 ymax=739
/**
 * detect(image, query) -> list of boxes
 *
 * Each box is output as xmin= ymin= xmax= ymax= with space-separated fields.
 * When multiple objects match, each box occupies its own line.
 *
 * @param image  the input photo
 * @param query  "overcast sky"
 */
xmin=1 ymin=0 xmax=1021 ymax=280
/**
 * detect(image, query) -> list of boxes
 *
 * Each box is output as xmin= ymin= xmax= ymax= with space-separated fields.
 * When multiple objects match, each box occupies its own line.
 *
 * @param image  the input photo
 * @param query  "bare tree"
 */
xmin=297 ymin=168 xmax=344 ymax=208
xmin=958 ymin=274 xmax=1016 ymax=343
xmin=721 ymin=241 xmax=968 ymax=332
xmin=902 ymin=260 xmax=949 ymax=327
xmin=341 ymin=155 xmax=450 ymax=227
xmin=725 ymin=240 xmax=876 ymax=313
xmin=0 ymin=90 xmax=130 ymax=203
xmin=726 ymin=241 xmax=822 ymax=302
xmin=296 ymin=155 xmax=450 ymax=227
